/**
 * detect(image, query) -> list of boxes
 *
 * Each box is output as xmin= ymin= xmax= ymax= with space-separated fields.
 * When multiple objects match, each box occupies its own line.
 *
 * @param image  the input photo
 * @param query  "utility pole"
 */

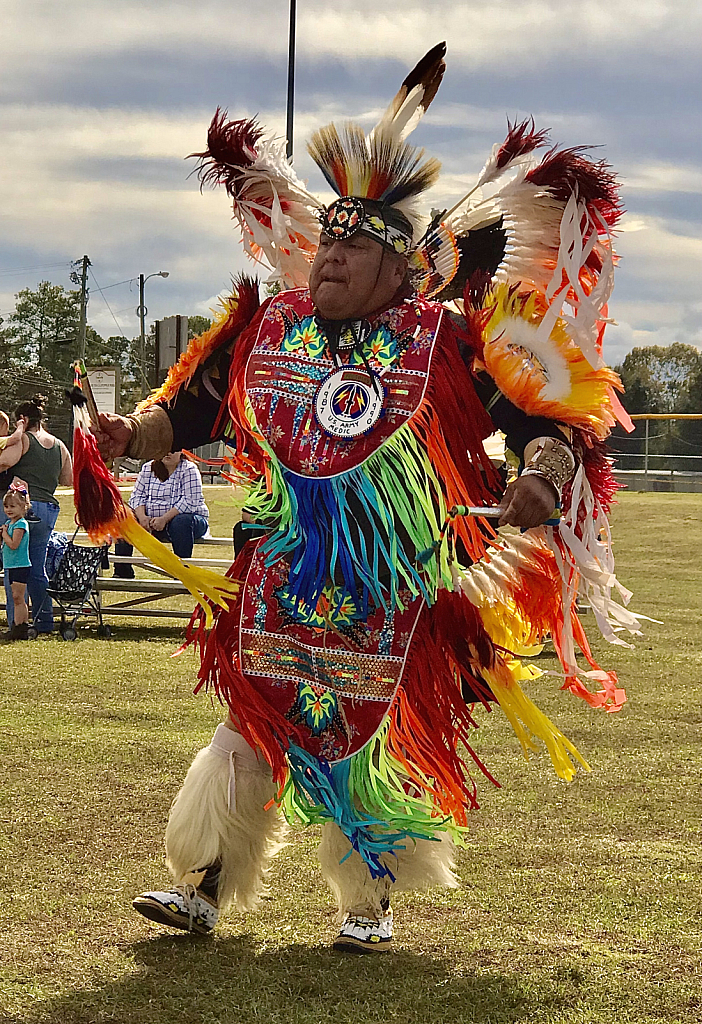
xmin=77 ymin=255 xmax=90 ymax=359
xmin=285 ymin=0 xmax=296 ymax=160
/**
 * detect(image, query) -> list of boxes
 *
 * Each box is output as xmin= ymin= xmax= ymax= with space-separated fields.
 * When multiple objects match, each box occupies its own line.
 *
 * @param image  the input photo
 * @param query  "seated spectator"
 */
xmin=113 ymin=452 xmax=209 ymax=579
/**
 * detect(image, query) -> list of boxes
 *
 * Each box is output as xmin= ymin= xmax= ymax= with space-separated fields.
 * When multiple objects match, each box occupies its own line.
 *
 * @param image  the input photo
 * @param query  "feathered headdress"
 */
xmin=190 ymin=43 xmax=451 ymax=285
xmin=307 ymin=42 xmax=446 ymax=253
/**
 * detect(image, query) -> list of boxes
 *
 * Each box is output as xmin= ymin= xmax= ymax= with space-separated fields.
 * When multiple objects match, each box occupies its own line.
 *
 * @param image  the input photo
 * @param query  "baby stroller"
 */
xmin=42 ymin=527 xmax=111 ymax=640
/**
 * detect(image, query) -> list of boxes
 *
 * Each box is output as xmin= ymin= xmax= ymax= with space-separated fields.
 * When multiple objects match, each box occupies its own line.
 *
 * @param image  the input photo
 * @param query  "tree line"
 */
xmin=2 ymin=281 xmax=700 ymax=464
xmin=0 ymin=282 xmax=211 ymax=444
xmin=613 ymin=344 xmax=702 ymax=468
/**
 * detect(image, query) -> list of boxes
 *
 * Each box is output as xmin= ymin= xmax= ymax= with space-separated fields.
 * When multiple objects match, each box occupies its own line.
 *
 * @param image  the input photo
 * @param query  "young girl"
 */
xmin=1 ymin=487 xmax=32 ymax=642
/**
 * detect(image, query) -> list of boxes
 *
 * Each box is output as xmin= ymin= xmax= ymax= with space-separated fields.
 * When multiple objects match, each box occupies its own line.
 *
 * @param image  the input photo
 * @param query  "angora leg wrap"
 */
xmin=164 ymin=724 xmax=286 ymax=912
xmin=318 ymin=824 xmax=459 ymax=920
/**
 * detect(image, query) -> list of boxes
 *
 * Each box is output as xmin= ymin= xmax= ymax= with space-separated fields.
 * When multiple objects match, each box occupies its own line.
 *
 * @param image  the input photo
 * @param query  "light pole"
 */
xmin=137 ymin=271 xmax=169 ymax=397
xmin=286 ymin=0 xmax=296 ymax=159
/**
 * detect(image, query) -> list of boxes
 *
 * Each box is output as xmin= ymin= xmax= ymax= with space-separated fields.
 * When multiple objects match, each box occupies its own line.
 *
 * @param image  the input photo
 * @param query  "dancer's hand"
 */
xmin=93 ymin=412 xmax=132 ymax=459
xmin=498 ymin=475 xmax=558 ymax=528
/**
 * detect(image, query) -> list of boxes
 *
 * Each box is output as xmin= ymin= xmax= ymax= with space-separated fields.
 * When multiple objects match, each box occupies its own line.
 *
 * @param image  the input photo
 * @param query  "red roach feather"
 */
xmin=526 ymin=147 xmax=624 ymax=225
xmin=463 ymin=270 xmax=495 ymax=314
xmin=495 ymin=117 xmax=550 ymax=172
xmin=190 ymin=109 xmax=264 ymax=197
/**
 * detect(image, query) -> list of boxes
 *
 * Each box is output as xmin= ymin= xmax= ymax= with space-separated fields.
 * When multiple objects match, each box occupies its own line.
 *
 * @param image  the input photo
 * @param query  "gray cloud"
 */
xmin=1 ymin=0 xmax=700 ymax=358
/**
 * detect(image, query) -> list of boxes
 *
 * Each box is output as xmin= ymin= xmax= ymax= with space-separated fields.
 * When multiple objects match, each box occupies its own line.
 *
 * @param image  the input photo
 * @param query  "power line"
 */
xmin=668 ymin=433 xmax=702 ymax=451
xmin=89 ymin=267 xmax=130 ymax=340
xmin=0 ymin=261 xmax=73 ymax=278
xmin=96 ymin=277 xmax=138 ymax=291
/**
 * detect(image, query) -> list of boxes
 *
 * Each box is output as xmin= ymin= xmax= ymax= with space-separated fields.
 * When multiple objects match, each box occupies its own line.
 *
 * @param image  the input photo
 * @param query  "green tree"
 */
xmin=0 ymin=282 xmax=122 ymax=440
xmin=187 ymin=315 xmax=213 ymax=340
xmin=0 ymin=317 xmax=14 ymax=371
xmin=0 ymin=364 xmax=72 ymax=443
xmin=6 ymin=282 xmax=82 ymax=382
xmin=613 ymin=344 xmax=702 ymax=470
xmin=616 ymin=344 xmax=702 ymax=415
xmin=677 ymin=362 xmax=702 ymax=459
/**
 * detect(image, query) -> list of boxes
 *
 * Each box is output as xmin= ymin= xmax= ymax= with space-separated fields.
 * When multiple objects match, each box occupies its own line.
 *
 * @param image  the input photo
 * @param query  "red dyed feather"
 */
xmin=577 ymin=434 xmax=622 ymax=516
xmin=462 ymin=273 xmax=495 ymax=327
xmin=526 ymin=147 xmax=623 ymax=225
xmin=191 ymin=109 xmax=264 ymax=197
xmin=495 ymin=117 xmax=550 ymax=172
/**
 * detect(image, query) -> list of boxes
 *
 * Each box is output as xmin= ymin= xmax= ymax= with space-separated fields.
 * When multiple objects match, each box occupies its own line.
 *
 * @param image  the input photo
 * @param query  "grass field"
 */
xmin=1 ymin=490 xmax=701 ymax=1024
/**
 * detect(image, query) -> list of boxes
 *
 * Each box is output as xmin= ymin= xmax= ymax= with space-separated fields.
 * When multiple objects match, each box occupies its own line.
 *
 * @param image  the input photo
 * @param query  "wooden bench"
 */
xmin=95 ymin=533 xmax=234 ymax=620
xmin=96 ymin=577 xmax=192 ymax=619
xmin=0 ymin=535 xmax=236 ymax=626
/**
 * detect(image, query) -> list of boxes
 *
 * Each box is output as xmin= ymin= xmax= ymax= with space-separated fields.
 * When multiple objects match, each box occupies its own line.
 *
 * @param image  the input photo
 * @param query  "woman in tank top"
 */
xmin=0 ymin=395 xmax=72 ymax=633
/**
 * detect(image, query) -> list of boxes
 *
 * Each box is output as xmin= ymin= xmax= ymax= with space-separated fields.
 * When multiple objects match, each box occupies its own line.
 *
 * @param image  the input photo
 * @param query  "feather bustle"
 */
xmin=526 ymin=147 xmax=623 ymax=225
xmin=191 ymin=109 xmax=264 ymax=196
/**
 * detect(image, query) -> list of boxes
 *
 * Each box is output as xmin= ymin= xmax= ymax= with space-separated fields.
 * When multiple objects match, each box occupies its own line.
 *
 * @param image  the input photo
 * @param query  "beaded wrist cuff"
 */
xmin=521 ymin=436 xmax=576 ymax=497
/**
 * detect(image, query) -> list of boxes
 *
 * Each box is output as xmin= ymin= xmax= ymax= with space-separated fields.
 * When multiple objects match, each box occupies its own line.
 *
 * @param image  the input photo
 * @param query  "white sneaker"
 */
xmin=133 ymin=885 xmax=219 ymax=935
xmin=333 ymin=907 xmax=393 ymax=953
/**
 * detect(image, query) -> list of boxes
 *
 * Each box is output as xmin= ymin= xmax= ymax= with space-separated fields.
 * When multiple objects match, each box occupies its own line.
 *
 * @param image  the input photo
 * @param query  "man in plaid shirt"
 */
xmin=114 ymin=452 xmax=209 ymax=578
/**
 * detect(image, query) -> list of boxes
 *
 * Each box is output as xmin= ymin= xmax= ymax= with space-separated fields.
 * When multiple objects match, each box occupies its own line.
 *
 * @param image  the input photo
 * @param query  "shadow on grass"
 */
xmin=18 ymin=933 xmax=543 ymax=1024
xmin=67 ymin=622 xmax=188 ymax=643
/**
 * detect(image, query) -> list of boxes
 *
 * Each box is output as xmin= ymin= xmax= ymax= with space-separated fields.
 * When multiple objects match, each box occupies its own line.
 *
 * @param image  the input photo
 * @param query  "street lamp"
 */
xmin=137 ymin=271 xmax=169 ymax=397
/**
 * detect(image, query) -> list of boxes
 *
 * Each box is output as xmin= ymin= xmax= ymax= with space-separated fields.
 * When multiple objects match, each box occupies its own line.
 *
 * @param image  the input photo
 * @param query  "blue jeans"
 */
xmin=3 ymin=500 xmax=59 ymax=631
xmin=113 ymin=513 xmax=208 ymax=577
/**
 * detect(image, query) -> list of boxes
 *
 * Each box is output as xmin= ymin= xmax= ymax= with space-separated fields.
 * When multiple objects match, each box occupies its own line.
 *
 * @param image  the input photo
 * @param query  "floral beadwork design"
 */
xmin=347 ymin=322 xmax=412 ymax=370
xmin=276 ymin=583 xmax=362 ymax=632
xmin=293 ymin=682 xmax=339 ymax=734
xmin=280 ymin=314 xmax=326 ymax=358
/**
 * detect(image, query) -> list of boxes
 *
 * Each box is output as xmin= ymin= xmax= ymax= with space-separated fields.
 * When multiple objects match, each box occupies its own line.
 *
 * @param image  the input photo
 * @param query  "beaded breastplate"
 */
xmin=245 ymin=289 xmax=442 ymax=477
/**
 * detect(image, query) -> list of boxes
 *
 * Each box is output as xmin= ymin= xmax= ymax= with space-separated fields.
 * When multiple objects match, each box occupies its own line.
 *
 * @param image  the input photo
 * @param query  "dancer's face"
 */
xmin=309 ymin=233 xmax=406 ymax=320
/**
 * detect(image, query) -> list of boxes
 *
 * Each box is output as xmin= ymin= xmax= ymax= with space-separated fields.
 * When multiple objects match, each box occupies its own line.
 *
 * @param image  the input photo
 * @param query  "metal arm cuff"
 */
xmin=521 ymin=436 xmax=576 ymax=498
xmin=124 ymin=406 xmax=174 ymax=460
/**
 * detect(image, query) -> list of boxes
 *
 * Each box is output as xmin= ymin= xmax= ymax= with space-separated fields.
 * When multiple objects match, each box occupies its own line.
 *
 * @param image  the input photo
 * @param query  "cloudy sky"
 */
xmin=1 ymin=0 xmax=700 ymax=368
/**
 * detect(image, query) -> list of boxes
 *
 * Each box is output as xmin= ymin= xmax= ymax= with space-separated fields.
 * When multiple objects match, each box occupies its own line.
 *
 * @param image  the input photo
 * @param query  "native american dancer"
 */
xmin=84 ymin=43 xmax=640 ymax=952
